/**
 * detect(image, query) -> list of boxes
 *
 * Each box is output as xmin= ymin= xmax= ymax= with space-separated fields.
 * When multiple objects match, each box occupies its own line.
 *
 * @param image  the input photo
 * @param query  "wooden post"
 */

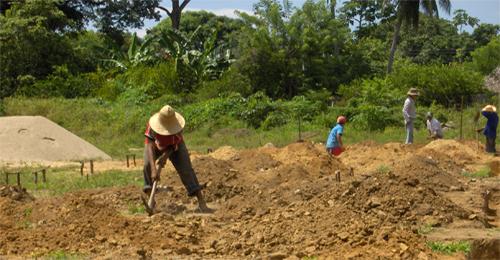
xmin=349 ymin=167 xmax=354 ymax=176
xmin=33 ymin=172 xmax=38 ymax=184
xmin=126 ymin=155 xmax=130 ymax=168
xmin=42 ymin=169 xmax=46 ymax=183
xmin=335 ymin=170 xmax=341 ymax=182
xmin=298 ymin=117 xmax=302 ymax=142
xmin=460 ymin=96 xmax=464 ymax=140
xmin=5 ymin=172 xmax=8 ymax=185
xmin=80 ymin=161 xmax=84 ymax=176
xmin=16 ymin=172 xmax=21 ymax=186
xmin=90 ymin=160 xmax=94 ymax=174
xmin=133 ymin=154 xmax=136 ymax=167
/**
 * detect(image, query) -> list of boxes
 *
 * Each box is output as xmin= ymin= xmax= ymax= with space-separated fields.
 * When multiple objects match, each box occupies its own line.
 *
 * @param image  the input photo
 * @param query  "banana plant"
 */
xmin=157 ymin=26 xmax=232 ymax=86
xmin=101 ymin=33 xmax=157 ymax=70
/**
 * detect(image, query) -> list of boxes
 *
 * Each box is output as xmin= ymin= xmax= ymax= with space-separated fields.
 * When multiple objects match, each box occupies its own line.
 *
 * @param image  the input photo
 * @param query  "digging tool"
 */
xmin=474 ymin=110 xmax=481 ymax=151
xmin=142 ymin=149 xmax=173 ymax=216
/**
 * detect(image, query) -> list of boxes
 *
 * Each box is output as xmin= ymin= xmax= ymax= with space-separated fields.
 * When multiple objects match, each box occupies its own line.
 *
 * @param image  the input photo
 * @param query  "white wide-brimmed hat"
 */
xmin=407 ymin=88 xmax=419 ymax=96
xmin=149 ymin=105 xmax=185 ymax=135
xmin=482 ymin=105 xmax=497 ymax=113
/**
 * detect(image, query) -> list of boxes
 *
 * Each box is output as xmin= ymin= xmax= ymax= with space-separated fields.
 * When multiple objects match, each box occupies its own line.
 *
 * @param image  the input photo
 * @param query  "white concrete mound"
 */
xmin=0 ymin=116 xmax=111 ymax=164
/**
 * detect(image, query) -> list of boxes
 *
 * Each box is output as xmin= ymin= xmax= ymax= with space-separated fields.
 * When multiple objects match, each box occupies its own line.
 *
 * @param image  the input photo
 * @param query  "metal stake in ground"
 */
xmin=33 ymin=171 xmax=38 ymax=184
xmin=90 ymin=160 xmax=94 ymax=174
xmin=80 ymin=161 xmax=84 ymax=176
xmin=16 ymin=172 xmax=21 ymax=187
xmin=335 ymin=170 xmax=341 ymax=182
xmin=126 ymin=155 xmax=130 ymax=168
xmin=42 ymin=169 xmax=46 ymax=183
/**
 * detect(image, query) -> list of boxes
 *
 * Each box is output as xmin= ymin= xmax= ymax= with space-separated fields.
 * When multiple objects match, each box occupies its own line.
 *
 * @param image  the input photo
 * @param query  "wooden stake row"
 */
xmin=79 ymin=160 xmax=94 ymax=176
xmin=4 ymin=169 xmax=47 ymax=187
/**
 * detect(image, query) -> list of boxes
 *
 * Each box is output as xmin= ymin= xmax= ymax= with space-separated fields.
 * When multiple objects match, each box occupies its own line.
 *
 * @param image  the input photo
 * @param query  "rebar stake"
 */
xmin=335 ymin=170 xmax=341 ymax=182
xmin=16 ymin=172 xmax=21 ymax=187
xmin=80 ymin=161 xmax=84 ymax=176
xmin=42 ymin=169 xmax=46 ymax=183
xmin=482 ymin=190 xmax=494 ymax=215
xmin=126 ymin=155 xmax=130 ymax=168
xmin=90 ymin=160 xmax=94 ymax=174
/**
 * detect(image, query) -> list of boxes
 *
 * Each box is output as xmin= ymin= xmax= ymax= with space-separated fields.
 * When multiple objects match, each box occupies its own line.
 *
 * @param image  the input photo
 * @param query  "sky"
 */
xmin=135 ymin=0 xmax=500 ymax=36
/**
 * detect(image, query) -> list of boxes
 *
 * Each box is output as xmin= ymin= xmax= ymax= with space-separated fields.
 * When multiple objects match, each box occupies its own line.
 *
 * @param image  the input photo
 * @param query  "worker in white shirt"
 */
xmin=426 ymin=112 xmax=443 ymax=139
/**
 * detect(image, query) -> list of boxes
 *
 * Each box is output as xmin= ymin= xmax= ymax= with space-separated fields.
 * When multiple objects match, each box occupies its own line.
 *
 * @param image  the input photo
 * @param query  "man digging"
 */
xmin=143 ymin=105 xmax=212 ymax=213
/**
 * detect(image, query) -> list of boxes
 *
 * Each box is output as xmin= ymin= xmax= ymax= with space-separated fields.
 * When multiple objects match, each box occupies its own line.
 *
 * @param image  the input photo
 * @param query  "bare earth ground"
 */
xmin=0 ymin=139 xmax=499 ymax=259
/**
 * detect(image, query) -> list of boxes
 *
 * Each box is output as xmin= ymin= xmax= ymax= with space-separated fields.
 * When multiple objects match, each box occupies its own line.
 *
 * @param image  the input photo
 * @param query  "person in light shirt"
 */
xmin=426 ymin=112 xmax=443 ymax=139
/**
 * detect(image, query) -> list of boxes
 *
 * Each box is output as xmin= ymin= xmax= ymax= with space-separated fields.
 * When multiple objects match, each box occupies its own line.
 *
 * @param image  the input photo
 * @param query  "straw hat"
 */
xmin=482 ymin=105 xmax=497 ymax=113
xmin=407 ymin=88 xmax=419 ymax=96
xmin=149 ymin=105 xmax=185 ymax=135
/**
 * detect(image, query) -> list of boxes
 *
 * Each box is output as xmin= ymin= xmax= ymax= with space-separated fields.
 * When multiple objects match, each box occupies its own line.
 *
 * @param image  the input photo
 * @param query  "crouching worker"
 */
xmin=477 ymin=105 xmax=498 ymax=154
xmin=143 ymin=105 xmax=212 ymax=213
xmin=426 ymin=112 xmax=443 ymax=139
xmin=326 ymin=116 xmax=346 ymax=156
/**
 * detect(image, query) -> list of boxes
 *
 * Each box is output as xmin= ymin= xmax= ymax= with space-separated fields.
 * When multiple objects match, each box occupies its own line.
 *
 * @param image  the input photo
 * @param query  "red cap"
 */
xmin=337 ymin=116 xmax=347 ymax=124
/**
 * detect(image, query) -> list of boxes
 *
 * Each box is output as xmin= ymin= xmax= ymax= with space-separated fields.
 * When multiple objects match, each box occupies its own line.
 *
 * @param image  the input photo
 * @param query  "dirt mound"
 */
xmin=0 ymin=116 xmax=111 ymax=165
xmin=342 ymin=142 xmax=417 ymax=174
xmin=0 ymin=185 xmax=34 ymax=202
xmin=419 ymin=139 xmax=481 ymax=163
xmin=209 ymin=146 xmax=238 ymax=161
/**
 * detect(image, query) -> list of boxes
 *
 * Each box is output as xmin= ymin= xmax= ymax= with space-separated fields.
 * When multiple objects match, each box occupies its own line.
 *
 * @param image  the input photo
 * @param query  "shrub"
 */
xmin=16 ymin=65 xmax=105 ymax=98
xmin=338 ymin=78 xmax=403 ymax=130
xmin=192 ymin=68 xmax=252 ymax=101
xmin=390 ymin=64 xmax=485 ymax=106
xmin=471 ymin=36 xmax=500 ymax=75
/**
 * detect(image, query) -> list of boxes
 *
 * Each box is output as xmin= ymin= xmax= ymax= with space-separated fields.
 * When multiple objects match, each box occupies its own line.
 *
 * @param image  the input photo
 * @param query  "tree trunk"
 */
xmin=158 ymin=0 xmax=191 ymax=30
xmin=387 ymin=18 xmax=402 ymax=74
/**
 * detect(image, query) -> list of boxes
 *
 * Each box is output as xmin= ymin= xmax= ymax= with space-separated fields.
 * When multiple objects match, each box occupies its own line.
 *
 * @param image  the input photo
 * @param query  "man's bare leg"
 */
xmin=195 ymin=190 xmax=213 ymax=213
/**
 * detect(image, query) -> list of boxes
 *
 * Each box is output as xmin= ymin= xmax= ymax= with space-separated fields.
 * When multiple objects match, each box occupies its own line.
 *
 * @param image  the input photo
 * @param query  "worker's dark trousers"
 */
xmin=485 ymin=137 xmax=496 ymax=153
xmin=143 ymin=141 xmax=202 ymax=196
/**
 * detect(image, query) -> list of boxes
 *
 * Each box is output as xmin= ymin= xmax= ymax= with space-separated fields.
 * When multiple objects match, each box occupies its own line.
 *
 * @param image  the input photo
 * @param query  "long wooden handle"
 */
xmin=146 ymin=148 xmax=174 ymax=209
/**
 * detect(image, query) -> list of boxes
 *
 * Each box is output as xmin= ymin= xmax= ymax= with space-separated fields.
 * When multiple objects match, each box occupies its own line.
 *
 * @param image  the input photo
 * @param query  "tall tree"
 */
xmin=452 ymin=9 xmax=479 ymax=33
xmin=1 ymin=0 xmax=162 ymax=43
xmin=157 ymin=0 xmax=191 ymax=30
xmin=386 ymin=0 xmax=451 ymax=73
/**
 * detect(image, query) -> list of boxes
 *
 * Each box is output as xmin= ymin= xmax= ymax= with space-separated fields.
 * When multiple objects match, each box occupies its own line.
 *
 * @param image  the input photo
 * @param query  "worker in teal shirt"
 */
xmin=326 ymin=116 xmax=346 ymax=156
xmin=477 ymin=105 xmax=498 ymax=154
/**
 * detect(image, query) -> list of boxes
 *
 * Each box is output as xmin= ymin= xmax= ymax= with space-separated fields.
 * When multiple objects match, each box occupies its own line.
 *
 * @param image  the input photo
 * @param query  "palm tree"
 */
xmin=386 ymin=0 xmax=451 ymax=73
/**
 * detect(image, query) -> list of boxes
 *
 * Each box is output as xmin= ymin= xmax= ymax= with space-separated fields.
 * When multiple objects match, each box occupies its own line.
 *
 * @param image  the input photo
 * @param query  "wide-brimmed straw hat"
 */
xmin=149 ymin=105 xmax=185 ymax=135
xmin=407 ymin=88 xmax=419 ymax=96
xmin=482 ymin=105 xmax=497 ymax=113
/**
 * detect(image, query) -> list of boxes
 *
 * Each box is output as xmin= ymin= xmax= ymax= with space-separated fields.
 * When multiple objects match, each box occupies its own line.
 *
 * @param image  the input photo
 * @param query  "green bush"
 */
xmin=471 ymin=36 xmax=500 ymax=75
xmin=192 ymin=68 xmax=252 ymax=101
xmin=338 ymin=78 xmax=403 ymax=130
xmin=390 ymin=64 xmax=485 ymax=106
xmin=16 ymin=65 xmax=105 ymax=98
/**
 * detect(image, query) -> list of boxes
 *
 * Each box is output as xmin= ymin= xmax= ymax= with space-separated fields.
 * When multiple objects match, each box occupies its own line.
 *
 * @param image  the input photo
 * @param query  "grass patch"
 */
xmin=375 ymin=165 xmax=391 ymax=175
xmin=417 ymin=224 xmax=434 ymax=235
xmin=427 ymin=241 xmax=471 ymax=255
xmin=128 ymin=202 xmax=146 ymax=215
xmin=462 ymin=167 xmax=491 ymax=179
xmin=0 ymin=167 xmax=142 ymax=196
xmin=43 ymin=250 xmax=82 ymax=260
